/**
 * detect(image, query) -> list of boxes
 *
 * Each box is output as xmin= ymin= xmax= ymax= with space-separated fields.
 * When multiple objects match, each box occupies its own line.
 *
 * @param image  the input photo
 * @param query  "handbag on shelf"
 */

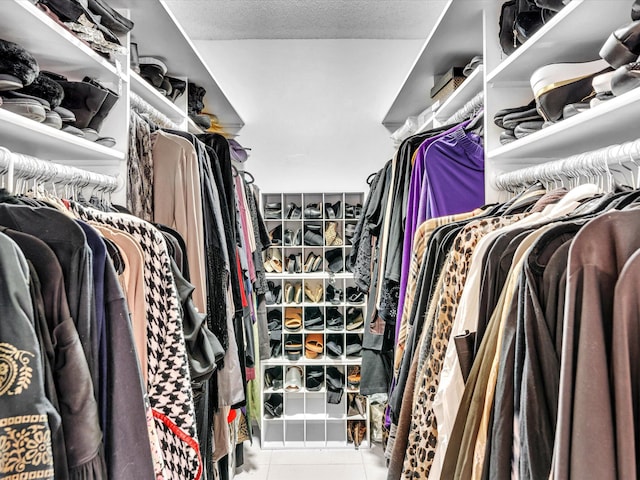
xmin=498 ymin=0 xmax=565 ymax=55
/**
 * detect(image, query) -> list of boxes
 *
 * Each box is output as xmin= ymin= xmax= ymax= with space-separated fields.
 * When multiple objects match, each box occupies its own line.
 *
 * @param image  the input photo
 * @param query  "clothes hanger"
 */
xmin=366 ymin=172 xmax=377 ymax=186
xmin=241 ymin=171 xmax=255 ymax=184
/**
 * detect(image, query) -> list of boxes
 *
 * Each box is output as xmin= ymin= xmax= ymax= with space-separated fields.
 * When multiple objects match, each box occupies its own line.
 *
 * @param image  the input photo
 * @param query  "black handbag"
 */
xmin=498 ymin=0 xmax=561 ymax=55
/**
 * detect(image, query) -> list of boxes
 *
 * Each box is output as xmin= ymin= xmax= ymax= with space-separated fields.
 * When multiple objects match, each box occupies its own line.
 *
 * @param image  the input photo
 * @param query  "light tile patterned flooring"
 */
xmin=234 ymin=437 xmax=388 ymax=480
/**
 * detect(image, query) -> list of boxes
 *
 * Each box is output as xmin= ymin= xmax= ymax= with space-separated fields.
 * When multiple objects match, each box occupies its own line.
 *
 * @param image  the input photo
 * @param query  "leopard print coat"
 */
xmin=401 ymin=215 xmax=524 ymax=479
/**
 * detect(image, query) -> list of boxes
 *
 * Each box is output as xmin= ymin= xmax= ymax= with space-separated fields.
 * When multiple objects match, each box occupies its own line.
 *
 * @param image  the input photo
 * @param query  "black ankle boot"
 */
xmin=57 ymin=80 xmax=108 ymax=129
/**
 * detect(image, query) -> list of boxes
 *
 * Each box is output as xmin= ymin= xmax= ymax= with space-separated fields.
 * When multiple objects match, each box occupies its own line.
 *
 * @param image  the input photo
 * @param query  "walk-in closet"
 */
xmin=1 ymin=1 xmax=640 ymax=479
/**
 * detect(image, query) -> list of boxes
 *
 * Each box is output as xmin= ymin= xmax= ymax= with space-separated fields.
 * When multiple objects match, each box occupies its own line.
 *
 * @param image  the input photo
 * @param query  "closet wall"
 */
xmin=195 ymin=39 xmax=422 ymax=193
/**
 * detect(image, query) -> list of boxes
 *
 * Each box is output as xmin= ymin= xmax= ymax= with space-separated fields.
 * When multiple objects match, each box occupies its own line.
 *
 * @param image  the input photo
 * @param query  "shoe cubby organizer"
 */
xmin=261 ymin=191 xmax=370 ymax=449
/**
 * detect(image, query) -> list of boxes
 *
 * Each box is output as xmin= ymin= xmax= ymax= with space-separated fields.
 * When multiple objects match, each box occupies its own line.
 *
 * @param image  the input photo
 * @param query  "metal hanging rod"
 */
xmin=494 ymin=139 xmax=640 ymax=192
xmin=130 ymin=91 xmax=181 ymax=129
xmin=445 ymin=91 xmax=484 ymax=124
xmin=0 ymin=147 xmax=120 ymax=194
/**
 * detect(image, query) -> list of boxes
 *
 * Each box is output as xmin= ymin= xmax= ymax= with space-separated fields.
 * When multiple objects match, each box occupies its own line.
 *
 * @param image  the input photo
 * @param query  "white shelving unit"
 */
xmin=384 ymin=0 xmax=639 ymax=202
xmin=1 ymin=0 xmax=244 ymax=205
xmin=260 ymin=192 xmax=369 ymax=450
xmin=382 ymin=0 xmax=488 ymax=129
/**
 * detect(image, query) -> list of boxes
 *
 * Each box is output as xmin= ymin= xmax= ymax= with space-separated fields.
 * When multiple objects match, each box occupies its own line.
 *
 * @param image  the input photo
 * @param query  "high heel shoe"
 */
xmin=295 ymin=253 xmax=303 ymax=273
xmin=283 ymin=228 xmax=294 ymax=246
xmin=332 ymin=201 xmax=342 ymax=219
xmin=293 ymin=228 xmax=302 ymax=246
xmin=346 ymin=307 xmax=364 ymax=330
xmin=303 ymin=252 xmax=317 ymax=273
xmin=286 ymin=254 xmax=296 ymax=274
xmin=325 ymin=202 xmax=336 ymax=219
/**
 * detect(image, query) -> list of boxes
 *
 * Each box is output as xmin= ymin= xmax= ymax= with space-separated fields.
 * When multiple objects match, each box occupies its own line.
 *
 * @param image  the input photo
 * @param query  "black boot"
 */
xmin=57 ymin=80 xmax=108 ymax=129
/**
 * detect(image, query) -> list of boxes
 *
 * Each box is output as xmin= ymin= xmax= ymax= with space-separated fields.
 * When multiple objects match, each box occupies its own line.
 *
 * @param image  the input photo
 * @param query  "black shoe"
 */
xmin=325 ymin=248 xmax=344 ymax=273
xmin=326 ymin=334 xmax=343 ymax=358
xmin=600 ymin=19 xmax=640 ymax=68
xmin=326 ymin=307 xmax=344 ymax=330
xmin=56 ymin=79 xmax=109 ymax=129
xmin=83 ymin=76 xmax=118 ymax=133
xmin=634 ymin=0 xmax=640 ymax=21
xmin=326 ymin=284 xmax=343 ymax=304
xmin=264 ymin=202 xmax=282 ymax=219
xmin=293 ymin=228 xmax=302 ymax=246
xmin=346 ymin=287 xmax=365 ymax=304
xmin=611 ymin=61 xmax=640 ymax=96
xmin=304 ymin=307 xmax=324 ymax=330
xmin=306 ymin=366 xmax=324 ymax=391
xmin=325 ymin=202 xmax=336 ymax=219
xmin=346 ymin=335 xmax=363 ymax=357
xmin=265 ymin=366 xmax=284 ymax=390
xmin=264 ymin=393 xmax=283 ymax=417
xmin=270 ymin=225 xmax=283 ymax=245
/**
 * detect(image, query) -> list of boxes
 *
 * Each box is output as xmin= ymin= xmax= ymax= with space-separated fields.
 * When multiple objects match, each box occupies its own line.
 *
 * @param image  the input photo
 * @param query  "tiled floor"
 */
xmin=233 ymin=437 xmax=388 ymax=480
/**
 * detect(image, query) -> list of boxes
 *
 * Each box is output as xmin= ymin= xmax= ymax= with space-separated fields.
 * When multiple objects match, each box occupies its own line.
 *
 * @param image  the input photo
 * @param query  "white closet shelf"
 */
xmin=0 ymin=109 xmax=125 ymax=162
xmin=487 ymin=87 xmax=640 ymax=163
xmin=486 ymin=0 xmax=630 ymax=85
xmin=2 ymin=0 xmax=126 ymax=85
xmin=130 ymin=71 xmax=186 ymax=124
xmin=284 ymin=413 xmax=327 ymax=421
xmin=382 ymin=0 xmax=488 ymax=127
xmin=115 ymin=0 xmax=243 ymax=130
xmin=417 ymin=66 xmax=484 ymax=133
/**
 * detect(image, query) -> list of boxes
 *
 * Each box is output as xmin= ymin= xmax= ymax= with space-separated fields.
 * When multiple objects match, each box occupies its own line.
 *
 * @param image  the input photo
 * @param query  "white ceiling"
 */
xmin=163 ymin=0 xmax=448 ymax=40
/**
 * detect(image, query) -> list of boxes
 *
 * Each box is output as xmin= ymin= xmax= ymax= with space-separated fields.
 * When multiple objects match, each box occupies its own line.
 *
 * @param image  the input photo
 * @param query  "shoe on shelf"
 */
xmin=634 ymin=0 xmax=640 ymax=21
xmin=346 ymin=287 xmax=365 ymax=304
xmin=326 ymin=307 xmax=344 ymax=330
xmin=326 ymin=249 xmax=344 ymax=273
xmin=306 ymin=366 xmax=324 ymax=391
xmin=284 ymin=307 xmax=303 ymax=331
xmin=326 ymin=284 xmax=343 ymax=305
xmin=304 ymin=307 xmax=325 ymax=331
xmin=286 ymin=254 xmax=297 ymax=274
xmin=348 ymin=393 xmax=366 ymax=417
xmin=303 ymin=252 xmax=317 ymax=273
xmin=347 ymin=365 xmax=361 ymax=390
xmin=326 ymin=334 xmax=343 ymax=358
xmin=530 ymin=59 xmax=611 ymax=121
xmin=611 ymin=62 xmax=640 ymax=96
xmin=285 ymin=366 xmax=303 ymax=391
xmin=294 ymin=283 xmax=303 ymax=304
xmin=600 ymin=19 xmax=640 ymax=69
xmin=305 ymin=333 xmax=324 ymax=359
xmin=295 ymin=253 xmax=303 ymax=273
xmin=264 ymin=248 xmax=283 ymax=273
xmin=284 ymin=282 xmax=295 ymax=303
xmin=293 ymin=228 xmax=302 ymax=246
xmin=325 ymin=202 xmax=336 ymax=219
xmin=345 ymin=223 xmax=356 ymax=243
xmin=264 ymin=393 xmax=283 ymax=418
xmin=346 ymin=334 xmax=363 ymax=357
xmin=265 ymin=281 xmax=282 ymax=305
xmin=284 ymin=335 xmax=303 ymax=361
xmin=304 ymin=203 xmax=323 ymax=219
xmin=346 ymin=307 xmax=365 ymax=330
xmin=283 ymin=228 xmax=294 ymax=246
xmin=264 ymin=366 xmax=283 ymax=390
xmin=304 ymin=228 xmax=324 ymax=246
xmin=325 ymin=222 xmax=338 ymax=246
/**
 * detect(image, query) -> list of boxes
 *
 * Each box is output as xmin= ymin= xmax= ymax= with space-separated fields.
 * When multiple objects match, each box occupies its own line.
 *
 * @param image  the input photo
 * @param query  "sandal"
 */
xmin=284 ymin=307 xmax=302 ymax=331
xmin=326 ymin=307 xmax=344 ymax=330
xmin=285 ymin=336 xmax=303 ymax=361
xmin=346 ymin=307 xmax=364 ymax=331
xmin=347 ymin=365 xmax=361 ymax=390
xmin=305 ymin=333 xmax=324 ymax=359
